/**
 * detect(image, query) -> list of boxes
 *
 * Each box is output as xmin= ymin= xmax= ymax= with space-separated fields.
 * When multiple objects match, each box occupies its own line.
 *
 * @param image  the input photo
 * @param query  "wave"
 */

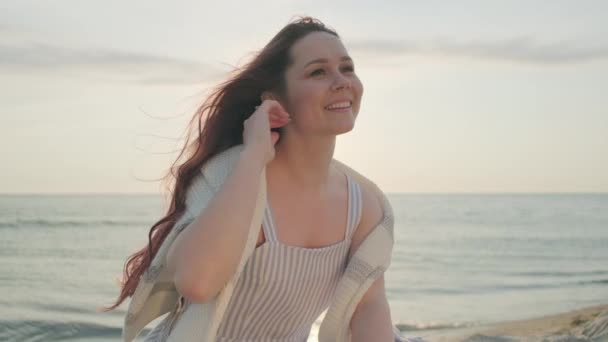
xmin=0 ymin=319 xmax=146 ymax=341
xmin=507 ymin=270 xmax=608 ymax=277
xmin=0 ymin=218 xmax=154 ymax=228
xmin=494 ymin=278 xmax=608 ymax=289
xmin=417 ymin=278 xmax=608 ymax=295
xmin=34 ymin=303 xmax=99 ymax=315
xmin=395 ymin=321 xmax=478 ymax=332
xmin=579 ymin=279 xmax=608 ymax=285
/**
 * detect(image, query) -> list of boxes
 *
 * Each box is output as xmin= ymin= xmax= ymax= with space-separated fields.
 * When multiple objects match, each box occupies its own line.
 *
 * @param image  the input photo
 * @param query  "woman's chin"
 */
xmin=332 ymin=121 xmax=355 ymax=135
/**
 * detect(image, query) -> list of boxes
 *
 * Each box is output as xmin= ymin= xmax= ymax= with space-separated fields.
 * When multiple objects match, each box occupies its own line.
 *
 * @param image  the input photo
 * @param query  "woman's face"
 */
xmin=279 ymin=31 xmax=363 ymax=136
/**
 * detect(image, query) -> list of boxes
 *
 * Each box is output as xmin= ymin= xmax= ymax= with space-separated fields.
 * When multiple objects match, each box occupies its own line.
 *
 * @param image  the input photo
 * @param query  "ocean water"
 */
xmin=0 ymin=193 xmax=607 ymax=341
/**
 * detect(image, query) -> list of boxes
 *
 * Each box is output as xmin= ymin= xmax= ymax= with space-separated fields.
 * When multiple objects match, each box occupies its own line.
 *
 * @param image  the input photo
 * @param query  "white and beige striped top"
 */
xmin=214 ymin=173 xmax=362 ymax=341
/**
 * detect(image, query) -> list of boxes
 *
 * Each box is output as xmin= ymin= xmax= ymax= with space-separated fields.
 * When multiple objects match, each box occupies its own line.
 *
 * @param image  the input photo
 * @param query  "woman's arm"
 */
xmin=166 ymin=148 xmax=265 ymax=303
xmin=350 ymin=276 xmax=394 ymax=342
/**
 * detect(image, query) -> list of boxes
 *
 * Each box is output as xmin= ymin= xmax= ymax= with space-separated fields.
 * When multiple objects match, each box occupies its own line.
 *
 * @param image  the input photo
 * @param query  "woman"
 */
xmin=105 ymin=16 xmax=404 ymax=341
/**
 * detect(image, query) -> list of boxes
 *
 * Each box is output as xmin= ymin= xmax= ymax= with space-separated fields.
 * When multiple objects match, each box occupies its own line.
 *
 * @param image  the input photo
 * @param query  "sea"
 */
xmin=1 ymin=193 xmax=607 ymax=341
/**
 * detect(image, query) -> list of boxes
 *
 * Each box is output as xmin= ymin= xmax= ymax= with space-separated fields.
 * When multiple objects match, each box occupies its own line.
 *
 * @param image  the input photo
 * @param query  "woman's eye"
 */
xmin=310 ymin=69 xmax=325 ymax=76
xmin=310 ymin=65 xmax=354 ymax=77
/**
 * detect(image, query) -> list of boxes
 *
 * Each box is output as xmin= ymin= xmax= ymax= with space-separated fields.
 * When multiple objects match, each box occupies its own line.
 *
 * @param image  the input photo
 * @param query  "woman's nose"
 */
xmin=331 ymin=73 xmax=351 ymax=91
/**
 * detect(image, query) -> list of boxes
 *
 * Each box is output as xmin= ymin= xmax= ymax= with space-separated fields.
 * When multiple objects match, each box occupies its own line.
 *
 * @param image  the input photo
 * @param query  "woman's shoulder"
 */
xmin=331 ymin=159 xmax=383 ymax=195
xmin=332 ymin=160 xmax=386 ymax=257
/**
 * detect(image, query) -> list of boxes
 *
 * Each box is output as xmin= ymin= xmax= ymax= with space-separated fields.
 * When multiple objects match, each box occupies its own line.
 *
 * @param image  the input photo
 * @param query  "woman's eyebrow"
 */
xmin=303 ymin=56 xmax=352 ymax=68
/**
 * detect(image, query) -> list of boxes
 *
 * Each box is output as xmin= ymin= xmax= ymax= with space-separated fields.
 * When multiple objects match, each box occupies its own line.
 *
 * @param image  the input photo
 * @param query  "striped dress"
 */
xmin=143 ymin=173 xmax=362 ymax=342
xmin=214 ymin=173 xmax=362 ymax=342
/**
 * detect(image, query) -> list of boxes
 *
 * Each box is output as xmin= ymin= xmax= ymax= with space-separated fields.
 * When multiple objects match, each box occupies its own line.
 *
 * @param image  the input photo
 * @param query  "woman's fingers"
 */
xmin=267 ymin=102 xmax=290 ymax=129
xmin=267 ymin=102 xmax=289 ymax=119
xmin=269 ymin=117 xmax=290 ymax=129
xmin=256 ymin=98 xmax=290 ymax=131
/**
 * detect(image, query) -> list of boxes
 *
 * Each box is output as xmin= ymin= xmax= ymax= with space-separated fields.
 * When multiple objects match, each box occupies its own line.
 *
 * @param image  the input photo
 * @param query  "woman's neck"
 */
xmin=268 ymin=134 xmax=337 ymax=195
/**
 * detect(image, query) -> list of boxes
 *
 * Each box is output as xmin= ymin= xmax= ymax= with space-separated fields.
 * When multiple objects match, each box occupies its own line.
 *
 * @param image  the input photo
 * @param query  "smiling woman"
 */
xmin=102 ymin=16 xmax=410 ymax=342
xmin=278 ymin=32 xmax=363 ymax=137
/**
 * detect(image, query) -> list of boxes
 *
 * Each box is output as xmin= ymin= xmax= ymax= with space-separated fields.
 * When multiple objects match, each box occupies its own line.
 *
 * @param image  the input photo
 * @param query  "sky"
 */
xmin=1 ymin=0 xmax=607 ymax=194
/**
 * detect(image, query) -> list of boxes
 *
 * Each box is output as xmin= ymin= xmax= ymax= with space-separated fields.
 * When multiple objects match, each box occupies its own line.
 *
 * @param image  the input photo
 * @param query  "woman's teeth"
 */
xmin=325 ymin=101 xmax=351 ymax=110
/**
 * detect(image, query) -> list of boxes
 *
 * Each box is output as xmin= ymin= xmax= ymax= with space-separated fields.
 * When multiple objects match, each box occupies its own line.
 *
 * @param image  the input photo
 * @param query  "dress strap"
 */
xmin=262 ymin=198 xmax=279 ymax=243
xmin=345 ymin=174 xmax=363 ymax=238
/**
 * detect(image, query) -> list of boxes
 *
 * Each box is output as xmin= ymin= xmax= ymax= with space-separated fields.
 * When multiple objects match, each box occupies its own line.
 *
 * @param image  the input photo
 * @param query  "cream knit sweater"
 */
xmin=122 ymin=144 xmax=402 ymax=341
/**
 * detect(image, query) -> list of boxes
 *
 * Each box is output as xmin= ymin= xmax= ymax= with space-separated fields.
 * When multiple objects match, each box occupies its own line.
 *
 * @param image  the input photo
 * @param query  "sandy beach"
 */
xmin=406 ymin=304 xmax=608 ymax=342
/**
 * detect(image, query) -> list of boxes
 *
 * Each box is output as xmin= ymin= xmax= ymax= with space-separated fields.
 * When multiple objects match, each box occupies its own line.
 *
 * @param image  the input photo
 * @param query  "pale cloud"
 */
xmin=350 ymin=36 xmax=608 ymax=65
xmin=0 ymin=41 xmax=224 ymax=85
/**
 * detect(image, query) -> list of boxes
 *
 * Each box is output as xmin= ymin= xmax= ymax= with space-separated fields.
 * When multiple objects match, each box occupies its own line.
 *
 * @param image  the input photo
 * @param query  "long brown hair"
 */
xmin=101 ymin=16 xmax=339 ymax=312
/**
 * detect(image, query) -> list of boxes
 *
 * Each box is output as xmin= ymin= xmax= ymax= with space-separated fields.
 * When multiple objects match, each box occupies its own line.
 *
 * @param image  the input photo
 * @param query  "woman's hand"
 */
xmin=242 ymin=99 xmax=290 ymax=165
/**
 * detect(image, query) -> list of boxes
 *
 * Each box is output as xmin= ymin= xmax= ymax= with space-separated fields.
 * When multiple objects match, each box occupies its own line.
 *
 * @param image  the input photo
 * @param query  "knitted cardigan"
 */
xmin=122 ymin=144 xmax=402 ymax=342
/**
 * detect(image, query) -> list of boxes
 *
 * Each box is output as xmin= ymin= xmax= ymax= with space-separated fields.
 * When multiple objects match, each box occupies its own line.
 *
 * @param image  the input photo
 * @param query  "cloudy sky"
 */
xmin=1 ymin=0 xmax=607 ymax=194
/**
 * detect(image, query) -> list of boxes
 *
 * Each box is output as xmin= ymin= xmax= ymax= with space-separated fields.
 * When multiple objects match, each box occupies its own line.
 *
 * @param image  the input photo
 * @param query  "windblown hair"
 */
xmin=102 ymin=16 xmax=338 ymax=312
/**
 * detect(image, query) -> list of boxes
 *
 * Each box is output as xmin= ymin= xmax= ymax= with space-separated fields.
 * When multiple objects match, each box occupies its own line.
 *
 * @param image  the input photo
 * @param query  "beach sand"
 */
xmin=404 ymin=304 xmax=608 ymax=342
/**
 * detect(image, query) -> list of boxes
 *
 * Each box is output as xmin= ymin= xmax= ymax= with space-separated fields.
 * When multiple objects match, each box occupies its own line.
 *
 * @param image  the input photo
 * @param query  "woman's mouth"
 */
xmin=324 ymin=101 xmax=352 ymax=112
